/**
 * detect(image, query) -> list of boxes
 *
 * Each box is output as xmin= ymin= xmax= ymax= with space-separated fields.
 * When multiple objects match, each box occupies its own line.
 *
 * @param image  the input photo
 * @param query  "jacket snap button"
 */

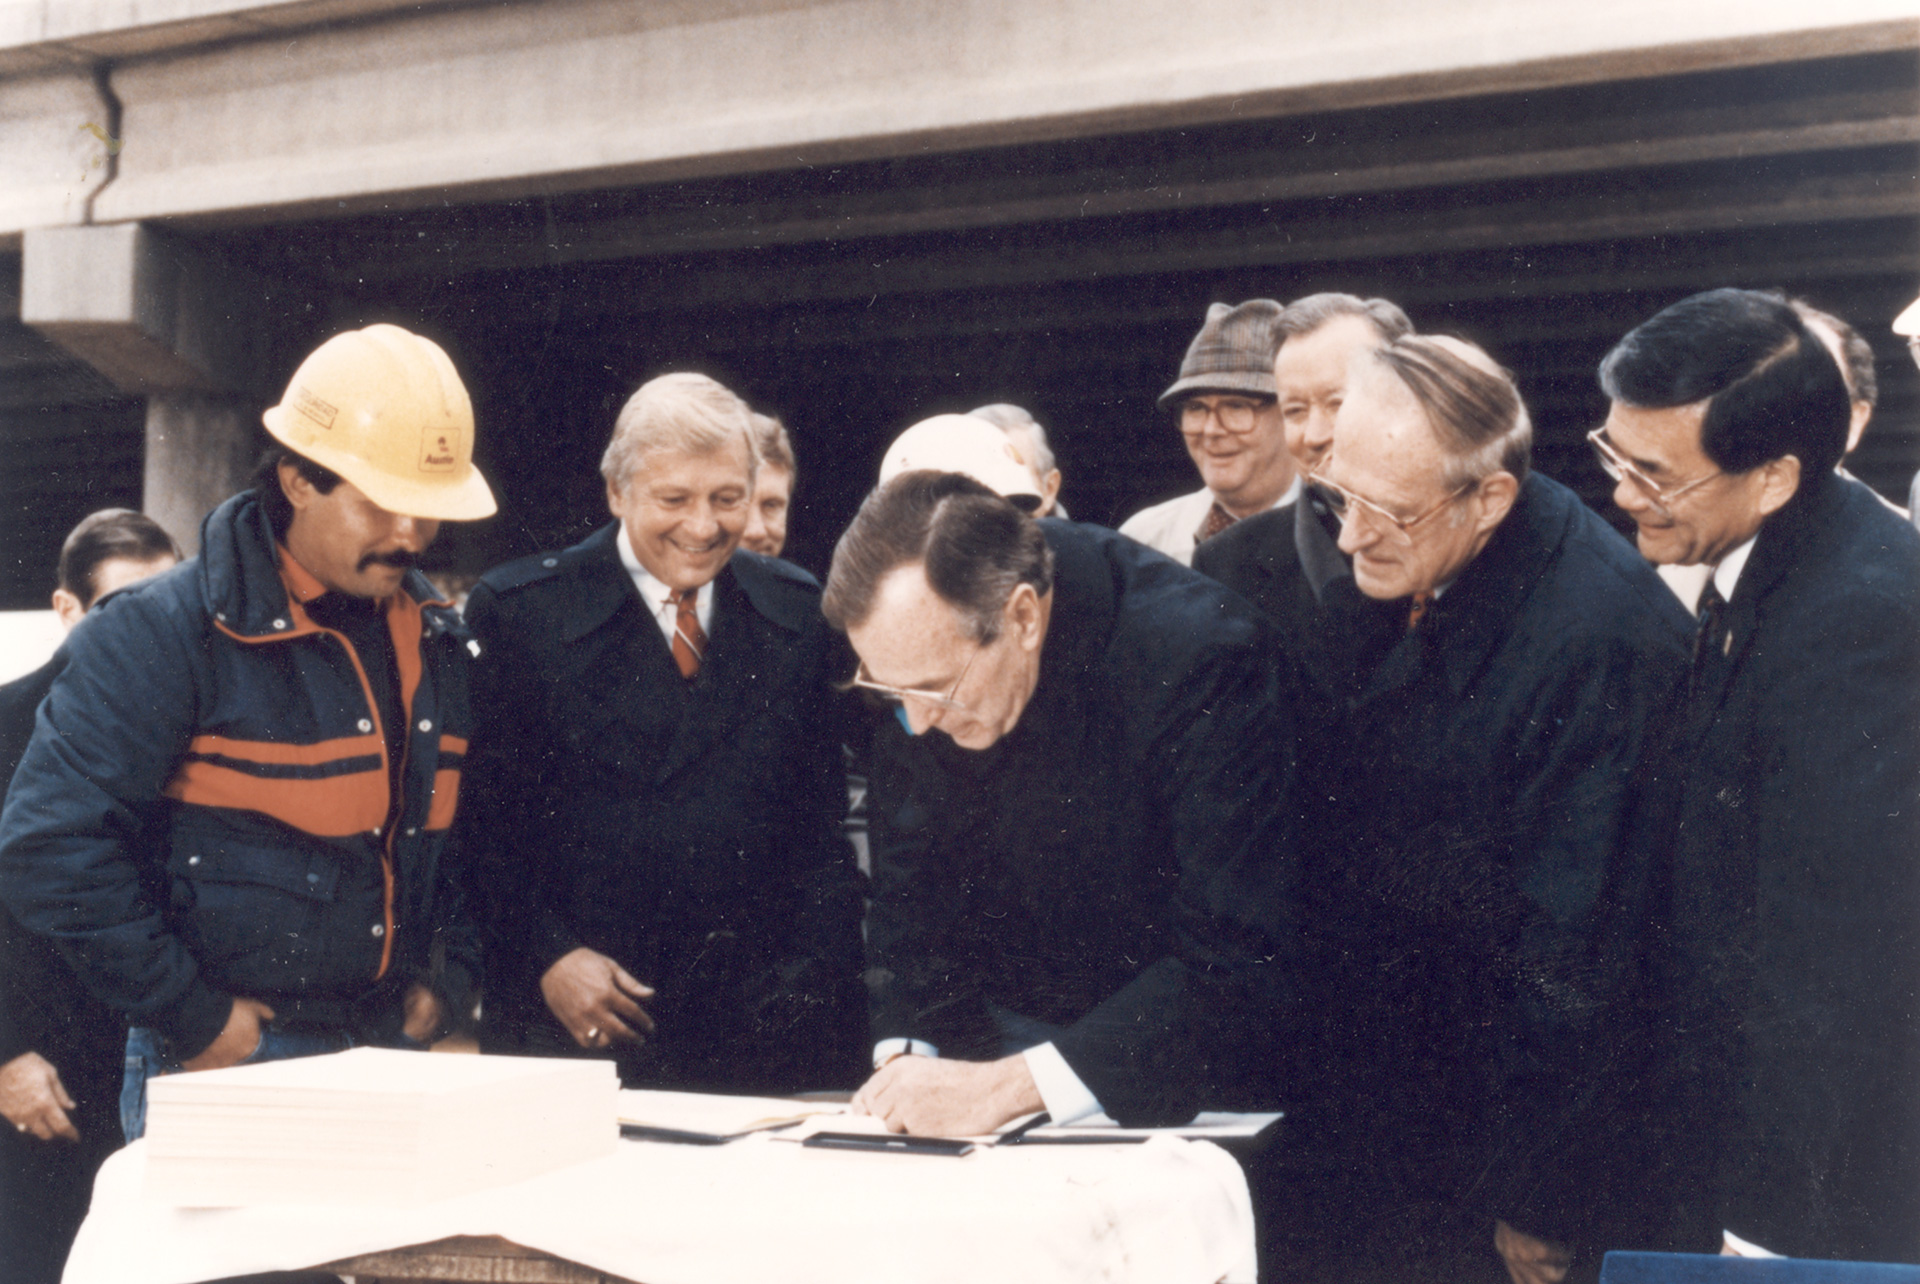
xmin=371 ymin=924 xmax=385 ymax=938
xmin=306 ymin=872 xmax=320 ymax=884
xmin=542 ymin=558 xmax=558 ymax=568
xmin=418 ymin=719 xmax=433 ymax=733
xmin=405 ymin=827 xmax=418 ymax=837
xmin=273 ymin=619 xmax=287 ymax=630
xmin=187 ymin=854 xmax=201 ymax=866
xmin=357 ymin=719 xmax=373 ymax=733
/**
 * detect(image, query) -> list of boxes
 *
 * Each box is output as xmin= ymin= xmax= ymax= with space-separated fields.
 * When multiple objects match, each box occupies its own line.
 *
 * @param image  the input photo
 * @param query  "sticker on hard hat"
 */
xmin=419 ymin=428 xmax=459 ymax=473
xmin=293 ymin=387 xmax=338 ymax=430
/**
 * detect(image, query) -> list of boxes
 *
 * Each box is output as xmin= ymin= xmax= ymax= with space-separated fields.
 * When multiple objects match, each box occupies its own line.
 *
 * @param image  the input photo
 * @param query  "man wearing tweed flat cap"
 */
xmin=1119 ymin=300 xmax=1298 ymax=564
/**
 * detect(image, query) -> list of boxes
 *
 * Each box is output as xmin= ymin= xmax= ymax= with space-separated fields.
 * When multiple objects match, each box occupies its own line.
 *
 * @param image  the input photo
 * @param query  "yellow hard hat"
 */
xmin=263 ymin=324 xmax=497 ymax=521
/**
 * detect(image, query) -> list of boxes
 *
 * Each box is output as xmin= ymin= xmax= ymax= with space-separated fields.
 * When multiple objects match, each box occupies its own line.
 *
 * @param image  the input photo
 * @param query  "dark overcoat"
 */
xmin=1318 ymin=472 xmax=1693 ymax=1250
xmin=461 ymin=526 xmax=867 ymax=1093
xmin=864 ymin=519 xmax=1311 ymax=1126
xmin=0 ymin=653 xmax=124 ymax=1284
xmin=1193 ymin=489 xmax=1407 ymax=791
xmin=1665 ymin=470 xmax=1920 ymax=1261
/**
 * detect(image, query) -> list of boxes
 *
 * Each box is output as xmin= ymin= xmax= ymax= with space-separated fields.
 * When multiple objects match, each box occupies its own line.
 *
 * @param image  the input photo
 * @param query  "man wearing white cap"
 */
xmin=878 ymin=413 xmax=1045 ymax=509
xmin=0 ymin=325 xmax=496 ymax=1140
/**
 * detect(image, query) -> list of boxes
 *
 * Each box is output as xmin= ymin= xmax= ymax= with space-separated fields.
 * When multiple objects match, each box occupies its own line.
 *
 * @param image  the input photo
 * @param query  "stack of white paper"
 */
xmin=144 ymin=1048 xmax=617 ymax=1208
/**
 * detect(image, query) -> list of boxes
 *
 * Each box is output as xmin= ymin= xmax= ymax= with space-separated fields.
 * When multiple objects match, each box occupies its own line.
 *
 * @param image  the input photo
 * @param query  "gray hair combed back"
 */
xmin=1369 ymin=335 xmax=1532 ymax=490
xmin=1279 ymin=293 xmax=1414 ymax=343
xmin=600 ymin=372 xmax=757 ymax=490
xmin=823 ymin=471 xmax=1054 ymax=644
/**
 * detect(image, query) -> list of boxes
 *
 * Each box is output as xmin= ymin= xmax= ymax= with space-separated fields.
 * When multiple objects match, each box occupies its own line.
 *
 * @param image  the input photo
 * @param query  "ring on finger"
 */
xmin=585 ymin=1026 xmax=600 ymax=1042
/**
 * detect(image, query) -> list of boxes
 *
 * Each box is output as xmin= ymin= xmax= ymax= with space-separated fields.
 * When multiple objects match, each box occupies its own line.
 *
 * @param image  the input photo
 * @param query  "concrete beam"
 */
xmin=0 ymin=68 xmax=116 ymax=241
xmin=0 ymin=1 xmax=1907 ymax=239
xmin=19 ymin=221 xmax=270 ymax=394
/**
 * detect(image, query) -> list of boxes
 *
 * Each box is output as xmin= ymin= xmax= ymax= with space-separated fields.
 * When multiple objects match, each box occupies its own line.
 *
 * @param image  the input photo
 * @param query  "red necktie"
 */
xmin=670 ymin=588 xmax=705 ymax=679
xmin=1407 ymin=590 xmax=1433 ymax=631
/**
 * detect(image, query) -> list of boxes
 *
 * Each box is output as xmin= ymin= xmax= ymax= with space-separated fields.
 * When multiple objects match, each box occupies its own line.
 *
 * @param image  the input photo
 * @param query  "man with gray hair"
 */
xmin=1119 ymin=300 xmax=1296 ymax=564
xmin=1196 ymin=293 xmax=1413 ymax=746
xmin=968 ymin=403 xmax=1066 ymax=517
xmin=1291 ymin=336 xmax=1692 ymax=1282
xmin=823 ymin=470 xmax=1308 ymax=1137
xmin=461 ymin=372 xmax=866 ymax=1093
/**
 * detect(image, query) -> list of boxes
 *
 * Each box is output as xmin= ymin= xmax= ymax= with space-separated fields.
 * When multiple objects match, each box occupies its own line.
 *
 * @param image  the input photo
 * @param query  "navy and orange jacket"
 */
xmin=0 ymin=492 xmax=479 ymax=1062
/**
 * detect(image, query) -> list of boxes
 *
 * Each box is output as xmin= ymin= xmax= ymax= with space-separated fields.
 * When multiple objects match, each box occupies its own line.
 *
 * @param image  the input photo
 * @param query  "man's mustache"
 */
xmin=357 ymin=550 xmax=422 ymax=572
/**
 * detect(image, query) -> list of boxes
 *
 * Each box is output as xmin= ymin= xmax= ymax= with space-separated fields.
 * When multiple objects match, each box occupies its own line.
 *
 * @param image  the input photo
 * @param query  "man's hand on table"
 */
xmin=850 ymin=1053 xmax=1044 ymax=1136
xmin=0 ymin=1050 xmax=81 ymax=1141
xmin=541 ymin=947 xmax=655 ymax=1049
xmin=183 ymin=996 xmax=276 ymax=1072
xmin=1494 ymin=1219 xmax=1573 ymax=1284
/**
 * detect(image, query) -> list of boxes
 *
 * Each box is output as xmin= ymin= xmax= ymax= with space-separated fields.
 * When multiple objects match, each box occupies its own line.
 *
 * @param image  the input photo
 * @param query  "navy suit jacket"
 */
xmin=461 ymin=526 xmax=868 ymax=1093
xmin=1665 ymin=471 xmax=1920 ymax=1261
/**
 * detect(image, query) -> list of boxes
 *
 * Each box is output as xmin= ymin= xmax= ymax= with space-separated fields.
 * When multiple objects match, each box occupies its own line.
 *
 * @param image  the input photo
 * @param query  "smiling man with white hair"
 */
xmin=460 ymin=372 xmax=866 ymax=1096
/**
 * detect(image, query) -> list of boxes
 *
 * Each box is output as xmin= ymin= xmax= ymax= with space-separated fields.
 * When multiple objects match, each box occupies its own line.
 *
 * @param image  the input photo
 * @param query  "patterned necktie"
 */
xmin=1690 ymin=579 xmax=1729 ymax=694
xmin=1407 ymin=590 xmax=1433 ymax=631
xmin=1197 ymin=501 xmax=1239 ymax=544
xmin=670 ymin=588 xmax=705 ymax=680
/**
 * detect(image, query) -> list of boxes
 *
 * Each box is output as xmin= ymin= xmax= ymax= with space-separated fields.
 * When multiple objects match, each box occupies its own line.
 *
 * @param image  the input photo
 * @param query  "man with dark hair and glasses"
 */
xmin=822 ymin=469 xmax=1309 ymax=1142
xmin=1599 ymin=288 xmax=1920 ymax=1263
xmin=1300 ymin=335 xmax=1691 ymax=1284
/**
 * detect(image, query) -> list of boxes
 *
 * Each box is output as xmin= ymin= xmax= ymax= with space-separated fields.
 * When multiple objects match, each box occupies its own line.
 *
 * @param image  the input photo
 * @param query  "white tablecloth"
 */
xmin=64 ymin=1132 xmax=1258 ymax=1284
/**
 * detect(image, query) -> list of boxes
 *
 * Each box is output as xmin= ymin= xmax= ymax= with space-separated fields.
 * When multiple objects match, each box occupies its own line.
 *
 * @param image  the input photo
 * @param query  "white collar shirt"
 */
xmin=1710 ymin=534 xmax=1758 ymax=610
xmin=616 ymin=520 xmax=717 ymax=648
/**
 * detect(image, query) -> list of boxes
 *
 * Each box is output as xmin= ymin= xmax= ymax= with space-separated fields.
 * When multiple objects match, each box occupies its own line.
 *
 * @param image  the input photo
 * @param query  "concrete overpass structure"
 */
xmin=2 ymin=0 xmax=1915 ymax=598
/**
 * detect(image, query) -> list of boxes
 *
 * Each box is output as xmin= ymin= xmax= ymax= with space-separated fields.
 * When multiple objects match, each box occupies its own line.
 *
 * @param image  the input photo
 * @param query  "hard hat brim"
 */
xmin=267 ymin=411 xmax=498 ymax=521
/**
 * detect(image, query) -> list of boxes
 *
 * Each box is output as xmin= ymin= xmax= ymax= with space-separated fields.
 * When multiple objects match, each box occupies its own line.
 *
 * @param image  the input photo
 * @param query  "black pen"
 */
xmin=993 ymin=1112 xmax=1053 ymax=1146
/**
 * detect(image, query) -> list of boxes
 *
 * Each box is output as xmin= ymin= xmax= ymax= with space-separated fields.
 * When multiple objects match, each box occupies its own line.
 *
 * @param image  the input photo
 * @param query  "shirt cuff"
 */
xmin=871 ymin=1037 xmax=938 ymax=1068
xmin=1020 ymin=1041 xmax=1103 ymax=1125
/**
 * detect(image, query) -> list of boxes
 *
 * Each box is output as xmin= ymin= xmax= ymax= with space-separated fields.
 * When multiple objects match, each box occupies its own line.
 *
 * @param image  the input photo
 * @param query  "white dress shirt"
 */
xmin=616 ymin=520 xmax=716 ymax=647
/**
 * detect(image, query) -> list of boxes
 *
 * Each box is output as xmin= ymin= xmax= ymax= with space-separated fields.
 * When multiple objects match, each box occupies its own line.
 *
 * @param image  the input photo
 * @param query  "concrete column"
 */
xmin=144 ymin=392 xmax=259 ymax=555
xmin=20 ymin=221 xmax=280 ymax=553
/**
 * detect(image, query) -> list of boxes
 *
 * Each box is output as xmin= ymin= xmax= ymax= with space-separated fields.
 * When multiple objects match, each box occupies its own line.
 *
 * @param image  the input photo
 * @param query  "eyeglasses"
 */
xmin=1179 ymin=397 xmax=1271 ymax=436
xmin=1587 ymin=426 xmax=1721 ymax=517
xmin=849 ymin=646 xmax=980 ymax=716
xmin=1308 ymin=463 xmax=1473 ymax=547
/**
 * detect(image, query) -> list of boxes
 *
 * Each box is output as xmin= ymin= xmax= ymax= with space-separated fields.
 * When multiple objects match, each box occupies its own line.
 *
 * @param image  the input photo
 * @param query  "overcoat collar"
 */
xmin=557 ymin=523 xmax=813 ymax=784
xmin=1295 ymin=489 xmax=1351 ymax=604
xmin=1359 ymin=472 xmax=1569 ymax=703
xmin=1687 ymin=468 xmax=1848 ymax=715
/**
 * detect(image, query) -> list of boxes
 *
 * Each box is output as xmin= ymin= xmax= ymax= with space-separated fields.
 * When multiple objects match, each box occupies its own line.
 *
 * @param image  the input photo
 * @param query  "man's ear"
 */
xmin=280 ymin=460 xmax=315 ymax=513
xmin=604 ymin=475 xmax=623 ymax=515
xmin=1756 ymin=454 xmax=1802 ymax=519
xmin=51 ymin=587 xmax=87 ymax=631
xmin=1470 ymin=471 xmax=1520 ymax=536
xmin=1004 ymin=583 xmax=1047 ymax=651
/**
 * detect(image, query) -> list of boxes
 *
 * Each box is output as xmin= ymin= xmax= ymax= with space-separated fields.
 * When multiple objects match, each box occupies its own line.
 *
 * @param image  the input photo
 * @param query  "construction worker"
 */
xmin=0 ymin=325 xmax=496 ymax=1141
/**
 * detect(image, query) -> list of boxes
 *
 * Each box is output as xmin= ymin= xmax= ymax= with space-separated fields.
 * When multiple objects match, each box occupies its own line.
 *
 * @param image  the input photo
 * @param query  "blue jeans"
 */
xmin=121 ymin=1023 xmax=426 ymax=1142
